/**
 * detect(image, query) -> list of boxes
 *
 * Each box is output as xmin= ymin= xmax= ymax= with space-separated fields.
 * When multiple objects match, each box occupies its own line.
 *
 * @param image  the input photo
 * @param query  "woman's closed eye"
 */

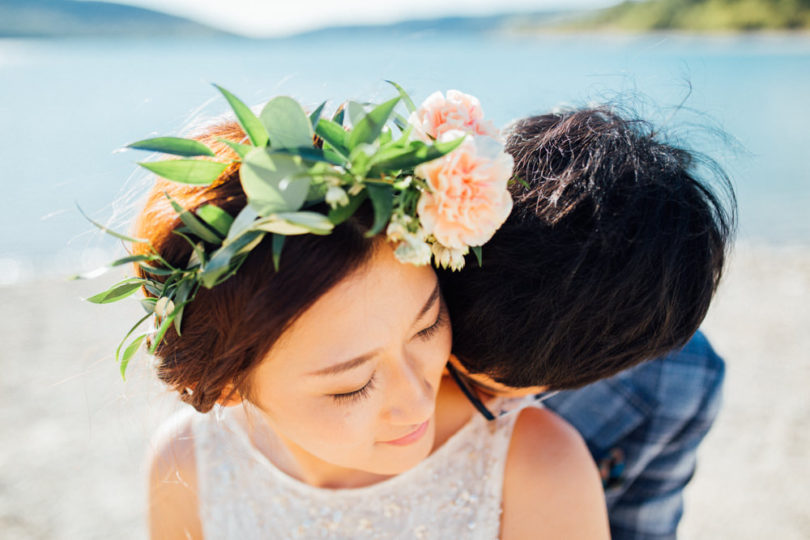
xmin=415 ymin=303 xmax=448 ymax=340
xmin=330 ymin=373 xmax=377 ymax=404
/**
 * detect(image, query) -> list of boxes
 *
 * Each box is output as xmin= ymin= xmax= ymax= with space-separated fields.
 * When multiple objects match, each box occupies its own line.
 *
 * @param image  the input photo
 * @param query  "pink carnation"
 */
xmin=415 ymin=131 xmax=513 ymax=250
xmin=409 ymin=90 xmax=499 ymax=141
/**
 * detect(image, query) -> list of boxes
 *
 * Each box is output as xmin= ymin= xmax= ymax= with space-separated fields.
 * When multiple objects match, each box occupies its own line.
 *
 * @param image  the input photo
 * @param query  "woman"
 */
xmin=90 ymin=87 xmax=608 ymax=539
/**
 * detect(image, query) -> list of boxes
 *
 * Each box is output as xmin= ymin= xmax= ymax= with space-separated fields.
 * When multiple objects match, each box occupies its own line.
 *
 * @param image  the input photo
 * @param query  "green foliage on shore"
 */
xmin=574 ymin=0 xmax=810 ymax=31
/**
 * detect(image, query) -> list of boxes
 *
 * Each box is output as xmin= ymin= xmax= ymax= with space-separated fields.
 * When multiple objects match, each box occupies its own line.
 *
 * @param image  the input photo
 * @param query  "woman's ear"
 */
xmin=216 ymin=383 xmax=243 ymax=407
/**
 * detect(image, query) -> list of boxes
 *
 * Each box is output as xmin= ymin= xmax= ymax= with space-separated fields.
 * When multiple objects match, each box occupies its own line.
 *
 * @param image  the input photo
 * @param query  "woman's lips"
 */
xmin=381 ymin=420 xmax=430 ymax=446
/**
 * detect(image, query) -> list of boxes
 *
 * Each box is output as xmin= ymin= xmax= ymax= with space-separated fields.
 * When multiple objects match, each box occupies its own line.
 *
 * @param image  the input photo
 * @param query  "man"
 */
xmin=440 ymin=107 xmax=734 ymax=539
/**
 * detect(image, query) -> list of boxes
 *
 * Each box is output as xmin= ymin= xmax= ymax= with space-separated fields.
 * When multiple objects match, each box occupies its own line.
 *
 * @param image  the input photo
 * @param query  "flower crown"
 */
xmin=78 ymin=82 xmax=513 ymax=377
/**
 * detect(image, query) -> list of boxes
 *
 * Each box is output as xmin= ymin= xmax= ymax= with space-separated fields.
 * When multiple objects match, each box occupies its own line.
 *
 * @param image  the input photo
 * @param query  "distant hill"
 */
xmin=567 ymin=0 xmax=810 ymax=32
xmin=0 ymin=0 xmax=234 ymax=38
xmin=292 ymin=11 xmax=570 ymax=40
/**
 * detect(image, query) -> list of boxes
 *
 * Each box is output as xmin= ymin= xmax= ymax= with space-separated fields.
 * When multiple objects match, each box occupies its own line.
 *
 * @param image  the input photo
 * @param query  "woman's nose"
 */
xmin=380 ymin=355 xmax=434 ymax=425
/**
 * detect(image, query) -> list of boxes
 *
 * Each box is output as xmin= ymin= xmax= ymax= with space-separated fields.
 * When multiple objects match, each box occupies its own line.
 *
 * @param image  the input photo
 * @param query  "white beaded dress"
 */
xmin=189 ymin=402 xmax=527 ymax=539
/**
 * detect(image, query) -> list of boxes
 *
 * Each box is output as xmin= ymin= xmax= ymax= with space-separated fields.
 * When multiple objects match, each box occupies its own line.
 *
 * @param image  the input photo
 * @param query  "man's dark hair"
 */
xmin=439 ymin=107 xmax=735 ymax=390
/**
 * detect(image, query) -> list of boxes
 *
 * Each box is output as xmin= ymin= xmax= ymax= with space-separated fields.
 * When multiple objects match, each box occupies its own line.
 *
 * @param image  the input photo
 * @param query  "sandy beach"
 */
xmin=1 ymin=242 xmax=808 ymax=539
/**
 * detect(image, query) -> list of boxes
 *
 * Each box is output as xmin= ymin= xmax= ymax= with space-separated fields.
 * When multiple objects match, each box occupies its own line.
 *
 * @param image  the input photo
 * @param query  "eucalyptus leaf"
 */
xmin=365 ymin=183 xmax=394 ymax=237
xmin=385 ymin=80 xmax=417 ymax=113
xmin=77 ymin=204 xmax=148 ymax=244
xmin=85 ymin=279 xmax=145 ymax=304
xmin=214 ymin=84 xmax=269 ymax=147
xmin=309 ymin=101 xmax=326 ymax=129
xmin=315 ymin=119 xmax=349 ymax=157
xmin=139 ymin=159 xmax=228 ymax=185
xmin=166 ymin=193 xmax=222 ymax=244
xmin=173 ymin=305 xmax=186 ymax=337
xmin=272 ymin=234 xmax=285 ymax=272
xmin=348 ymin=97 xmax=400 ymax=150
xmin=217 ymin=137 xmax=253 ymax=159
xmin=328 ymin=191 xmax=368 ymax=225
xmin=240 ymin=148 xmax=311 ymax=216
xmin=196 ymin=204 xmax=234 ymax=237
xmin=127 ymin=137 xmax=214 ymax=157
xmin=260 ymin=96 xmax=314 ymax=149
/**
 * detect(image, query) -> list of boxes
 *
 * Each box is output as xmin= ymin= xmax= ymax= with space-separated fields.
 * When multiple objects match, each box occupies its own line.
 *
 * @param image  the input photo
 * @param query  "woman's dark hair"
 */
xmin=440 ymin=107 xmax=736 ymax=390
xmin=134 ymin=121 xmax=378 ymax=412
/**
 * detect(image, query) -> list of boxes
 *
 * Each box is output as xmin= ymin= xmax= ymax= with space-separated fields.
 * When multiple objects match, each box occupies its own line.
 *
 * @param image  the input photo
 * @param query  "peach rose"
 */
xmin=409 ymin=90 xmax=499 ymax=141
xmin=415 ymin=131 xmax=513 ymax=250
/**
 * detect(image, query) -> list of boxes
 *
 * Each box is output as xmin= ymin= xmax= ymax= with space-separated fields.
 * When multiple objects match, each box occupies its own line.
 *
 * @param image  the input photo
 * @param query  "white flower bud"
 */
xmin=154 ymin=297 xmax=175 ymax=318
xmin=394 ymin=235 xmax=432 ymax=266
xmin=325 ymin=186 xmax=350 ymax=209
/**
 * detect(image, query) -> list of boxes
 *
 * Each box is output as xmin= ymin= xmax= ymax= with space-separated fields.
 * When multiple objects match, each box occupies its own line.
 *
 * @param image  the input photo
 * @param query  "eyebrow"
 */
xmin=308 ymin=281 xmax=441 ymax=377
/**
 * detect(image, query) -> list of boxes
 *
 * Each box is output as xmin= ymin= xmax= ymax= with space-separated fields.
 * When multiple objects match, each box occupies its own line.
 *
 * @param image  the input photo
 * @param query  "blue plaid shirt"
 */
xmin=544 ymin=331 xmax=724 ymax=540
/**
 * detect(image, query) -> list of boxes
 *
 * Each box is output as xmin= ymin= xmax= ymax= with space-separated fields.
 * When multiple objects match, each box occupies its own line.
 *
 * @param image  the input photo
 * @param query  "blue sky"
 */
xmin=94 ymin=0 xmax=618 ymax=37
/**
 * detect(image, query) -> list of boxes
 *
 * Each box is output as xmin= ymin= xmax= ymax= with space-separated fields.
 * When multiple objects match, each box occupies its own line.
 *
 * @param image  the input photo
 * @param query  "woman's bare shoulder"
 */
xmin=148 ymin=409 xmax=202 ymax=540
xmin=501 ymin=406 xmax=610 ymax=540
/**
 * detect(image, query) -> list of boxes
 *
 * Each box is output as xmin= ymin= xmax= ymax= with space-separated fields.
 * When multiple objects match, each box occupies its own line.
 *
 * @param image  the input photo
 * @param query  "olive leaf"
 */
xmin=127 ymin=137 xmax=215 ymax=157
xmin=138 ymin=159 xmax=228 ymax=185
xmin=214 ymin=84 xmax=269 ymax=147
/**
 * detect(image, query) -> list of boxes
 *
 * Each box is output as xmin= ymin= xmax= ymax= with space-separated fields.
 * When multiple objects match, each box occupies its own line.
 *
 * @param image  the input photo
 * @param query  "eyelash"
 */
xmin=329 ymin=305 xmax=447 ymax=405
xmin=416 ymin=304 xmax=448 ymax=340
xmin=331 ymin=373 xmax=376 ymax=404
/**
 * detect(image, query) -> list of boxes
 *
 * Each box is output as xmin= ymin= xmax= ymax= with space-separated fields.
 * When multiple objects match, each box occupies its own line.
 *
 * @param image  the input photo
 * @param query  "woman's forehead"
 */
xmin=263 ymin=244 xmax=439 ymax=373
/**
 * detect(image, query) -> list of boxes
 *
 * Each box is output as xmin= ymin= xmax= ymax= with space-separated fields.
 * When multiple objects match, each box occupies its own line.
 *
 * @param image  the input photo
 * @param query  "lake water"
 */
xmin=1 ymin=32 xmax=808 ymax=283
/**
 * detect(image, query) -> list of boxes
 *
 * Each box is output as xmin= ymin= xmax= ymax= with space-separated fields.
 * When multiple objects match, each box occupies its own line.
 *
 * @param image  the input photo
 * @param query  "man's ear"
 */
xmin=216 ymin=383 xmax=243 ymax=407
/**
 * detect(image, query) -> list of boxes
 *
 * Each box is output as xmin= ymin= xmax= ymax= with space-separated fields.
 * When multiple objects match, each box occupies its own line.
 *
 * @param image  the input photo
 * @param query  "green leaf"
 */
xmin=77 ymin=204 xmax=148 ymax=244
xmin=369 ymin=135 xmax=465 ymax=175
xmin=148 ymin=313 xmax=175 ymax=355
xmin=225 ymin=205 xmax=259 ymax=243
xmin=513 ymin=175 xmax=531 ymax=191
xmin=165 ymin=193 xmax=222 ymax=244
xmin=139 ymin=159 xmax=228 ymax=185
xmin=119 ymin=334 xmax=147 ymax=379
xmin=315 ymin=119 xmax=349 ymax=157
xmin=137 ymin=263 xmax=175 ymax=277
xmin=240 ymin=148 xmax=311 ymax=216
xmin=365 ymin=183 xmax=394 ymax=237
xmin=200 ymin=230 xmax=264 ymax=288
xmin=217 ymin=137 xmax=253 ymax=159
xmin=127 ymin=137 xmax=215 ymax=157
xmin=85 ymin=279 xmax=145 ymax=304
xmin=385 ymin=80 xmax=417 ymax=114
xmin=328 ymin=191 xmax=368 ymax=225
xmin=214 ymin=84 xmax=269 ymax=147
xmin=471 ymin=246 xmax=483 ymax=267
xmin=332 ymin=105 xmax=345 ymax=126
xmin=347 ymin=101 xmax=368 ymax=127
xmin=309 ymin=101 xmax=327 ymax=129
xmin=272 ymin=234 xmax=285 ymax=272
xmin=252 ymin=211 xmax=334 ymax=236
xmin=348 ymin=97 xmax=400 ymax=150
xmin=260 ymin=96 xmax=314 ymax=149
xmin=271 ymin=147 xmax=344 ymax=165
xmin=70 ymin=254 xmax=158 ymax=280
xmin=196 ymin=204 xmax=234 ymax=237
